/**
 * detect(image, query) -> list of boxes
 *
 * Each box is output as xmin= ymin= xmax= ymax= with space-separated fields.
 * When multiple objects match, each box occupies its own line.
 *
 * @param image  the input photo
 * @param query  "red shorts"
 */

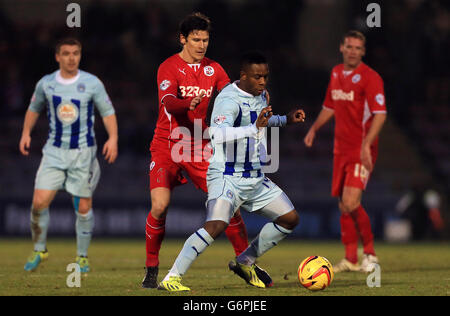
xmin=149 ymin=142 xmax=212 ymax=193
xmin=331 ymin=154 xmax=376 ymax=197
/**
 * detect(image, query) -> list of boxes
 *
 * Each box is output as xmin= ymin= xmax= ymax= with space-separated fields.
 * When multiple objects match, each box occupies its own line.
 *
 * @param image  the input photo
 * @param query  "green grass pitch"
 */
xmin=1 ymin=238 xmax=449 ymax=296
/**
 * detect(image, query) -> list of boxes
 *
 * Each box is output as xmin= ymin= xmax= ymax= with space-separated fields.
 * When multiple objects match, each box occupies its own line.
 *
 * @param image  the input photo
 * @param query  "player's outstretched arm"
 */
xmin=19 ymin=110 xmax=40 ymax=156
xmin=304 ymin=107 xmax=334 ymax=147
xmin=102 ymin=114 xmax=118 ymax=164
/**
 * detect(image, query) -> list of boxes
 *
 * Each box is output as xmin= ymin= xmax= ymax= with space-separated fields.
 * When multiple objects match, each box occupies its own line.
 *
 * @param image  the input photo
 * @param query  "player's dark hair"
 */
xmin=55 ymin=37 xmax=82 ymax=53
xmin=179 ymin=12 xmax=211 ymax=39
xmin=341 ymin=30 xmax=366 ymax=45
xmin=240 ymin=51 xmax=268 ymax=71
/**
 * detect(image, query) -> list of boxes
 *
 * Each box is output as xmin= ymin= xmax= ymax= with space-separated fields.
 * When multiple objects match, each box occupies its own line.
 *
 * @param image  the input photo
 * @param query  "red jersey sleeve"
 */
xmin=322 ymin=72 xmax=334 ymax=110
xmin=365 ymin=71 xmax=387 ymax=114
xmin=214 ymin=63 xmax=230 ymax=92
xmin=157 ymin=60 xmax=193 ymax=114
xmin=157 ymin=62 xmax=179 ymax=105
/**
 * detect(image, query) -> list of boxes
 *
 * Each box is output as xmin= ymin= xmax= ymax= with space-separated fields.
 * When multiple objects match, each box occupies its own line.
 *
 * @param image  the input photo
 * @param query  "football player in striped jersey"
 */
xmin=20 ymin=38 xmax=118 ymax=272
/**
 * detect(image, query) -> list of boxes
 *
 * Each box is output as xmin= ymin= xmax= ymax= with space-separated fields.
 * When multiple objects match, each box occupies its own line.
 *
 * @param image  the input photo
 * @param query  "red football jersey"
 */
xmin=323 ymin=62 xmax=387 ymax=158
xmin=150 ymin=54 xmax=230 ymax=151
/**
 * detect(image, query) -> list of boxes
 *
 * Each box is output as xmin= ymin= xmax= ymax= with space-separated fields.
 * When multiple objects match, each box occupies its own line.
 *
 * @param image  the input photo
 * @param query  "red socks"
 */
xmin=225 ymin=212 xmax=249 ymax=256
xmin=351 ymin=205 xmax=375 ymax=256
xmin=340 ymin=212 xmax=359 ymax=264
xmin=145 ymin=211 xmax=249 ymax=267
xmin=145 ymin=212 xmax=166 ymax=267
xmin=340 ymin=205 xmax=375 ymax=264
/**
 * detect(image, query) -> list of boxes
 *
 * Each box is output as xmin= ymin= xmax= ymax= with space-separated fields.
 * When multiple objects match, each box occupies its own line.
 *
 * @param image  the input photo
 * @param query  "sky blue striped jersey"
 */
xmin=208 ymin=82 xmax=269 ymax=177
xmin=28 ymin=70 xmax=115 ymax=149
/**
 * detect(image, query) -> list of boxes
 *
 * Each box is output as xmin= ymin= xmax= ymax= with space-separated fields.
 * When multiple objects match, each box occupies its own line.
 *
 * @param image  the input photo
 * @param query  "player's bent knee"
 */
xmin=285 ymin=210 xmax=300 ymax=228
xmin=150 ymin=202 xmax=169 ymax=219
xmin=32 ymin=190 xmax=57 ymax=211
xmin=32 ymin=196 xmax=51 ymax=211
xmin=77 ymin=198 xmax=92 ymax=214
xmin=275 ymin=209 xmax=299 ymax=231
xmin=339 ymin=200 xmax=360 ymax=214
xmin=203 ymin=220 xmax=228 ymax=239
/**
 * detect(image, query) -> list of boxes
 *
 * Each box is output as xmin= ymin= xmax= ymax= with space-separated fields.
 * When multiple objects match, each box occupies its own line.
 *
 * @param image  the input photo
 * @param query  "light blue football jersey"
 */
xmin=208 ymin=82 xmax=269 ymax=177
xmin=28 ymin=70 xmax=115 ymax=149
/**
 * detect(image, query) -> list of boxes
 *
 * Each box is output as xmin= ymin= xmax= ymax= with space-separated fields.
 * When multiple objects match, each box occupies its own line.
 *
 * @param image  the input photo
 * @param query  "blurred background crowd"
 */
xmin=0 ymin=0 xmax=448 ymax=240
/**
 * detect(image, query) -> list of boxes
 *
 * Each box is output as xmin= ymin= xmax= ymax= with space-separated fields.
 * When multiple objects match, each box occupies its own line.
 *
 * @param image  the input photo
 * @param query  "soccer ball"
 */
xmin=298 ymin=256 xmax=334 ymax=291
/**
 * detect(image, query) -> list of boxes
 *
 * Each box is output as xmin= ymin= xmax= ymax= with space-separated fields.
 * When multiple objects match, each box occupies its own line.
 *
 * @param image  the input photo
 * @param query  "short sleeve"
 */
xmin=366 ymin=71 xmax=386 ymax=114
xmin=157 ymin=62 xmax=179 ymax=104
xmin=28 ymin=78 xmax=47 ymax=113
xmin=93 ymin=79 xmax=115 ymax=117
xmin=210 ymin=95 xmax=240 ymax=128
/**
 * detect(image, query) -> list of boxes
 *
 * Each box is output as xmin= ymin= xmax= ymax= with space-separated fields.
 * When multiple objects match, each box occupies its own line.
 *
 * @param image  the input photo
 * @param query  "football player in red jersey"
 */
xmin=143 ymin=12 xmax=272 ymax=288
xmin=304 ymin=31 xmax=387 ymax=273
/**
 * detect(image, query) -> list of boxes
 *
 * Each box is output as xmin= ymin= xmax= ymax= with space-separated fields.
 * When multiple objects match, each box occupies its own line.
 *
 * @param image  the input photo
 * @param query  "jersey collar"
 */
xmin=232 ymin=81 xmax=255 ymax=98
xmin=56 ymin=70 xmax=80 ymax=85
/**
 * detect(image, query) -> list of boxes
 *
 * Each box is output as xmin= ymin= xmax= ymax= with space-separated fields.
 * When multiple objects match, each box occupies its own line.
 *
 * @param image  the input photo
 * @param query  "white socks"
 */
xmin=237 ymin=222 xmax=292 ymax=266
xmin=76 ymin=209 xmax=94 ymax=257
xmin=31 ymin=207 xmax=50 ymax=252
xmin=165 ymin=228 xmax=214 ymax=280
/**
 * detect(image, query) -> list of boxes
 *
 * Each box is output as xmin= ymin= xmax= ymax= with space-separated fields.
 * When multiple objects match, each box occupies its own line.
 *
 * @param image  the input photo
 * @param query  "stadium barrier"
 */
xmin=0 ymin=198 xmax=387 ymax=239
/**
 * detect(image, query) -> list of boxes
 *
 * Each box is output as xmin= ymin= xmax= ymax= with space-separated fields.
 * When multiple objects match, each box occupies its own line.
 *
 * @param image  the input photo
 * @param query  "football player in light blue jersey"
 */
xmin=158 ymin=51 xmax=306 ymax=291
xmin=19 ymin=38 xmax=118 ymax=272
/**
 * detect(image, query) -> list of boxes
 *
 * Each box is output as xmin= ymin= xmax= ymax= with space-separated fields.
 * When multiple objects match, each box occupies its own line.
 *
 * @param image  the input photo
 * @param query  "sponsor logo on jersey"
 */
xmin=178 ymin=68 xmax=186 ymax=76
xmin=57 ymin=102 xmax=79 ymax=125
xmin=204 ymin=66 xmax=214 ymax=76
xmin=331 ymin=89 xmax=354 ymax=101
xmin=352 ymin=74 xmax=361 ymax=83
xmin=375 ymin=93 xmax=385 ymax=106
xmin=150 ymin=161 xmax=156 ymax=171
xmin=179 ymin=85 xmax=213 ymax=98
xmin=213 ymin=115 xmax=226 ymax=125
xmin=160 ymin=80 xmax=171 ymax=91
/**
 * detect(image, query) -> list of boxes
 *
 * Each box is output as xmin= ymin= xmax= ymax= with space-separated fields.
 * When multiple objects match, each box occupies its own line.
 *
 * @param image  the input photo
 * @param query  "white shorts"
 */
xmin=35 ymin=143 xmax=100 ymax=198
xmin=206 ymin=172 xmax=295 ymax=222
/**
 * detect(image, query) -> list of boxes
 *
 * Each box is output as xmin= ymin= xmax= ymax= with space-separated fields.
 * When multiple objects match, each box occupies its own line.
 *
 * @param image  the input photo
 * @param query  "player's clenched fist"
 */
xmin=287 ymin=109 xmax=306 ymax=124
xmin=256 ymin=106 xmax=273 ymax=129
xmin=189 ymin=91 xmax=206 ymax=110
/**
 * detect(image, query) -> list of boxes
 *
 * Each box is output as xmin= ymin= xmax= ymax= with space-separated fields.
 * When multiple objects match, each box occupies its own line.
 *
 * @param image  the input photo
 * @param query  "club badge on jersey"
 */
xmin=204 ymin=66 xmax=214 ymax=76
xmin=56 ymin=102 xmax=79 ymax=125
